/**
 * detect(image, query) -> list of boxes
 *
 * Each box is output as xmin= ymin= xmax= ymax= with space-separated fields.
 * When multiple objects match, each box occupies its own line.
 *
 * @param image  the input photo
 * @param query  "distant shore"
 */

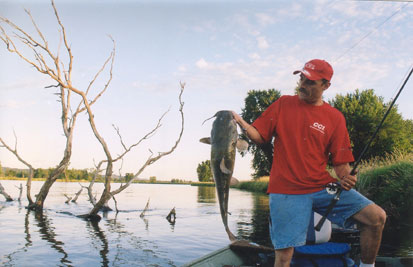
xmin=0 ymin=177 xmax=216 ymax=186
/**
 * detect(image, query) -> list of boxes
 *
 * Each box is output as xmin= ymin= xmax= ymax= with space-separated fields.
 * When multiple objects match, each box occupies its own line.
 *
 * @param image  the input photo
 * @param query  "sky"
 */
xmin=0 ymin=0 xmax=412 ymax=181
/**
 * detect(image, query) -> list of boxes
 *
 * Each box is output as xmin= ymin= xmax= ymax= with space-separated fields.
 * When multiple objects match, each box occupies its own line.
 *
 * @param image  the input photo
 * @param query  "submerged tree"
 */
xmin=0 ymin=1 xmax=185 ymax=218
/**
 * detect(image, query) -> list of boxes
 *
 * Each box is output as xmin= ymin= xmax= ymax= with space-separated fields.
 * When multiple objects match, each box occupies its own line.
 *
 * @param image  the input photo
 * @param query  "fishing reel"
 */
xmin=325 ymin=182 xmax=340 ymax=195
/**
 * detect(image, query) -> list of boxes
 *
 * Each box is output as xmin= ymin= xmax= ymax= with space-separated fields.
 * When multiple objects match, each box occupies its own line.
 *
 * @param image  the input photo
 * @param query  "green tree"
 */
xmin=240 ymin=89 xmax=282 ymax=178
xmin=197 ymin=160 xmax=213 ymax=182
xmin=34 ymin=168 xmax=47 ymax=178
xmin=0 ymin=162 xmax=3 ymax=177
xmin=124 ymin=173 xmax=134 ymax=181
xmin=149 ymin=176 xmax=157 ymax=183
xmin=5 ymin=169 xmax=16 ymax=177
xmin=330 ymin=89 xmax=412 ymax=161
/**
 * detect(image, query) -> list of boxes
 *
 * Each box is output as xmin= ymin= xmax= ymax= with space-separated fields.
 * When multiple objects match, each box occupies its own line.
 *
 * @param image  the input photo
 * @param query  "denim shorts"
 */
xmin=268 ymin=188 xmax=373 ymax=249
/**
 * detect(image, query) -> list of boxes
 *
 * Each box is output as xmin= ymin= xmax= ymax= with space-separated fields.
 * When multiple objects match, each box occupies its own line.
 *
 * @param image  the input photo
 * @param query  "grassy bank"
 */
xmin=356 ymin=153 xmax=413 ymax=223
xmin=233 ymin=176 xmax=269 ymax=194
xmin=190 ymin=182 xmax=215 ymax=187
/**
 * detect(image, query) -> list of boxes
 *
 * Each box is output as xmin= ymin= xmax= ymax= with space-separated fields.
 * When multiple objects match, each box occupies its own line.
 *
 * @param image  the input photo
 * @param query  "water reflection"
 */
xmin=3 ymin=209 xmax=34 ymax=265
xmin=380 ymin=220 xmax=413 ymax=257
xmin=140 ymin=216 xmax=149 ymax=230
xmin=34 ymin=211 xmax=72 ymax=266
xmin=0 ymin=181 xmax=411 ymax=266
xmin=86 ymin=220 xmax=109 ymax=267
xmin=197 ymin=186 xmax=216 ymax=203
xmin=236 ymin=193 xmax=272 ymax=247
xmin=24 ymin=209 xmax=32 ymax=249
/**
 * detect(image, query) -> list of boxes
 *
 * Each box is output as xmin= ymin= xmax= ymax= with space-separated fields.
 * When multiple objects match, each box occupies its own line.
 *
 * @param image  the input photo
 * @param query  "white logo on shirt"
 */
xmin=310 ymin=122 xmax=325 ymax=134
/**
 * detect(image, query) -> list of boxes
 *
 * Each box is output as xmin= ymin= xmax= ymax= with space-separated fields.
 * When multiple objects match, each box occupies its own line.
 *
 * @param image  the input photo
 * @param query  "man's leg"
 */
xmin=269 ymin=193 xmax=312 ymax=267
xmin=274 ymin=247 xmax=294 ymax=267
xmin=352 ymin=204 xmax=386 ymax=264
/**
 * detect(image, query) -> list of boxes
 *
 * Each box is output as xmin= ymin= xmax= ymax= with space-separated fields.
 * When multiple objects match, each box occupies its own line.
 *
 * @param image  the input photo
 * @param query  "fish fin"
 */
xmin=236 ymin=139 xmax=249 ymax=152
xmin=199 ymin=137 xmax=211 ymax=144
xmin=220 ymin=158 xmax=232 ymax=174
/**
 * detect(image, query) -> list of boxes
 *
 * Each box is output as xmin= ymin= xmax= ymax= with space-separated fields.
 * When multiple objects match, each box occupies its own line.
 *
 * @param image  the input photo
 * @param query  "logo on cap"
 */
xmin=293 ymin=59 xmax=333 ymax=81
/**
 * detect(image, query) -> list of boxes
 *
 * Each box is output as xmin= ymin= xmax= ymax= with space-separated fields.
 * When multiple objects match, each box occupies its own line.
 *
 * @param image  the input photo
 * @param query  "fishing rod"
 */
xmin=315 ymin=65 xmax=413 ymax=232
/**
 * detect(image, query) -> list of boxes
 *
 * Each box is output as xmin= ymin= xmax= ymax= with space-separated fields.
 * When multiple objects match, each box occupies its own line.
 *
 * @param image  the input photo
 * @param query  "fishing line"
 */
xmin=333 ymin=2 xmax=409 ymax=63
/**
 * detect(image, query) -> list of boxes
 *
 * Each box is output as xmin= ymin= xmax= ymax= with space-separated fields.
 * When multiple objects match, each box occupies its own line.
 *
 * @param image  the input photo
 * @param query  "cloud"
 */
xmin=196 ymin=58 xmax=209 ymax=69
xmin=255 ymin=12 xmax=276 ymax=26
xmin=257 ymin=36 xmax=269 ymax=49
xmin=248 ymin=53 xmax=261 ymax=60
xmin=178 ymin=65 xmax=187 ymax=72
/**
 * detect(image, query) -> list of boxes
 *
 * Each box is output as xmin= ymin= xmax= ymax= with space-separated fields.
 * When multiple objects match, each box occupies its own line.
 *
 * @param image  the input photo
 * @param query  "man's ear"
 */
xmin=323 ymin=81 xmax=331 ymax=91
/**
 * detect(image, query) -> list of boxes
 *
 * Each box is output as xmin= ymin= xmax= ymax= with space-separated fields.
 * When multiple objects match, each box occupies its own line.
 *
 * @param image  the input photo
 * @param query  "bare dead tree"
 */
xmin=0 ymin=135 xmax=34 ymax=204
xmin=0 ymin=1 xmax=114 ymax=211
xmin=84 ymin=83 xmax=185 ymax=220
xmin=1 ymin=1 xmax=186 ymax=220
xmin=0 ymin=182 xmax=13 ymax=201
xmin=15 ymin=183 xmax=23 ymax=201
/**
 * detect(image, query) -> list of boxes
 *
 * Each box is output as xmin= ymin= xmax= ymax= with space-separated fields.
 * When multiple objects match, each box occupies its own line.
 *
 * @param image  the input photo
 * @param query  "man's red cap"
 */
xmin=293 ymin=59 xmax=333 ymax=81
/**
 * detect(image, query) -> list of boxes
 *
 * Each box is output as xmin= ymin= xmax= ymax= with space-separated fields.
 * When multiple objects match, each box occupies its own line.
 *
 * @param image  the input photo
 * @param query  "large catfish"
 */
xmin=200 ymin=110 xmax=248 ymax=241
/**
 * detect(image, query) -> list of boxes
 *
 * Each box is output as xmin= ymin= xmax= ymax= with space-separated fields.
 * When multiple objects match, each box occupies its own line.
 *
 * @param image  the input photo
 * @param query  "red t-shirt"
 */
xmin=252 ymin=95 xmax=354 ymax=194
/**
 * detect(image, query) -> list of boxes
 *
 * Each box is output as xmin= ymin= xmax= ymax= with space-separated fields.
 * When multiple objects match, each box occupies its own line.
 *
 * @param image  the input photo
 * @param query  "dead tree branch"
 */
xmin=0 ymin=136 xmax=34 ymax=204
xmin=84 ymin=83 xmax=185 ymax=219
xmin=140 ymin=198 xmax=150 ymax=218
xmin=166 ymin=207 xmax=176 ymax=224
xmin=0 ymin=182 xmax=13 ymax=201
xmin=71 ymin=187 xmax=83 ymax=203
xmin=111 ymin=82 xmax=185 ymax=196
xmin=15 ymin=183 xmax=23 ymax=201
xmin=63 ymin=194 xmax=72 ymax=204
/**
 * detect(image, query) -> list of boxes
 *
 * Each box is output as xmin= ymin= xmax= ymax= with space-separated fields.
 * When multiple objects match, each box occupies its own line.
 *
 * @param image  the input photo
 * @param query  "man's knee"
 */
xmin=369 ymin=204 xmax=386 ymax=228
xmin=356 ymin=204 xmax=386 ymax=229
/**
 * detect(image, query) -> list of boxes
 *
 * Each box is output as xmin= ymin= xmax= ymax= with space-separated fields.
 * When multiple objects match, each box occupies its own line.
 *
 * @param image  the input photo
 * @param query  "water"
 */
xmin=0 ymin=180 xmax=411 ymax=266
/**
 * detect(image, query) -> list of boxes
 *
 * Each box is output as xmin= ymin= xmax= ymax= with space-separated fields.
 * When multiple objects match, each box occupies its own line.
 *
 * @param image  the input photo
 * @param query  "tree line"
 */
xmin=0 ymin=167 xmax=92 ymax=180
xmin=197 ymin=88 xmax=413 ymax=180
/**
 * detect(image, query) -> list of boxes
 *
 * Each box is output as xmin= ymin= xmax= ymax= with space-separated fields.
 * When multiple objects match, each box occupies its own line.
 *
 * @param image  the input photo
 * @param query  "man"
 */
xmin=232 ymin=59 xmax=386 ymax=267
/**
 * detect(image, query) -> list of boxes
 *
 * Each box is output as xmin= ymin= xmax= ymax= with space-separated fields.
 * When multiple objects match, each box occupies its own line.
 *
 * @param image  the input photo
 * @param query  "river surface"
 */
xmin=0 ymin=180 xmax=411 ymax=266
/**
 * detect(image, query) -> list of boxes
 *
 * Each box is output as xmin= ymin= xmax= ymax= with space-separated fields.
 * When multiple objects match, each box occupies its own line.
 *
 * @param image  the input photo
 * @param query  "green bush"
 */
xmin=235 ymin=180 xmax=268 ymax=194
xmin=357 ymin=161 xmax=413 ymax=223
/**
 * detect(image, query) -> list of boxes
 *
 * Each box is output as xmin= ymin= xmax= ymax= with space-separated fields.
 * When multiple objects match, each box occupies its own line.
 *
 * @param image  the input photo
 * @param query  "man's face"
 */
xmin=297 ymin=74 xmax=330 ymax=105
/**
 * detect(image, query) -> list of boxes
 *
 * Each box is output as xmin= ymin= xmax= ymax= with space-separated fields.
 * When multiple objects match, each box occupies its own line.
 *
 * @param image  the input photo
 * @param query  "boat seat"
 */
xmin=306 ymin=211 xmax=332 ymax=244
xmin=290 ymin=212 xmax=356 ymax=266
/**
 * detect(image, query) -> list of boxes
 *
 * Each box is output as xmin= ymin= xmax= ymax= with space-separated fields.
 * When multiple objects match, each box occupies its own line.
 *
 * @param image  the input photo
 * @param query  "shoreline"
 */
xmin=0 ymin=177 xmax=216 ymax=186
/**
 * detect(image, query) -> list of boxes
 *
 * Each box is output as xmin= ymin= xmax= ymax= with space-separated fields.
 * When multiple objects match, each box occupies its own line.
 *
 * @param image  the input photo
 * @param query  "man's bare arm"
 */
xmin=231 ymin=111 xmax=265 ymax=145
